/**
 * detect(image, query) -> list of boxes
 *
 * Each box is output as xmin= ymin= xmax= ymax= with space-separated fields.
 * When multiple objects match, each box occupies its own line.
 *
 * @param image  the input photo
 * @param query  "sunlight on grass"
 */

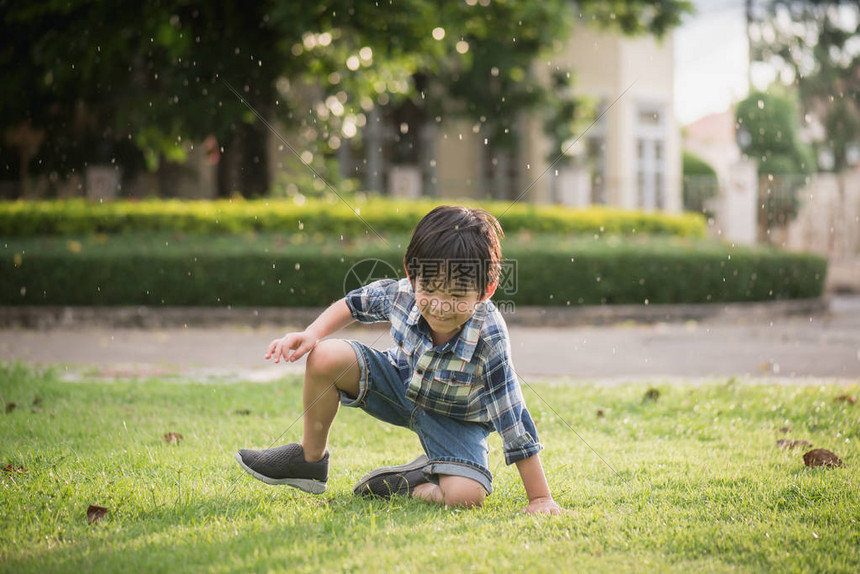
xmin=1 ymin=363 xmax=858 ymax=572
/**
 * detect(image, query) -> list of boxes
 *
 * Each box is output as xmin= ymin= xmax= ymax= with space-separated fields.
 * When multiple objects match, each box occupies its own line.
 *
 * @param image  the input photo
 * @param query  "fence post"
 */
xmin=717 ymin=159 xmax=757 ymax=245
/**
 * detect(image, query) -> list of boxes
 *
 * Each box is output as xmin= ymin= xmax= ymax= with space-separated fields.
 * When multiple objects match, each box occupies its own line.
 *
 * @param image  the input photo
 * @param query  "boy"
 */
xmin=236 ymin=205 xmax=563 ymax=514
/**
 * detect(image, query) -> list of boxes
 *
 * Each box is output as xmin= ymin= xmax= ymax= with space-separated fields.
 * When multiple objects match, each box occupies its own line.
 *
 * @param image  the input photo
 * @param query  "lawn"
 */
xmin=1 ymin=363 xmax=858 ymax=573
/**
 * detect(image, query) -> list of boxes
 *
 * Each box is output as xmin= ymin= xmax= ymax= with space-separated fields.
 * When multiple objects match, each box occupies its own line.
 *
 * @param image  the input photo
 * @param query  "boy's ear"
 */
xmin=481 ymin=281 xmax=498 ymax=301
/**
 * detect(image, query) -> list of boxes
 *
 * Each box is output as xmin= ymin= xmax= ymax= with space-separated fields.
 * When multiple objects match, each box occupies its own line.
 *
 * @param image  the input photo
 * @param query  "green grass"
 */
xmin=1 ymin=363 xmax=858 ymax=573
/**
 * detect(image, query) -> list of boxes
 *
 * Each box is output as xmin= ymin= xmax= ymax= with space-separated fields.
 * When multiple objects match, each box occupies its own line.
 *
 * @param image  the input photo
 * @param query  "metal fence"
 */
xmin=682 ymin=175 xmax=719 ymax=215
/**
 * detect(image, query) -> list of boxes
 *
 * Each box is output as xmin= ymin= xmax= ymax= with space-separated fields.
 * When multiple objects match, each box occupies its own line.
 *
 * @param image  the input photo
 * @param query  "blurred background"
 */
xmin=0 ymin=0 xmax=857 ymax=279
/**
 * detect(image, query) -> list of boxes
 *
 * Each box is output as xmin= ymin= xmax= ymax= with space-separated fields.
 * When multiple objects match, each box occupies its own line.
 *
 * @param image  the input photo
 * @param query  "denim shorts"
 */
xmin=340 ymin=340 xmax=494 ymax=495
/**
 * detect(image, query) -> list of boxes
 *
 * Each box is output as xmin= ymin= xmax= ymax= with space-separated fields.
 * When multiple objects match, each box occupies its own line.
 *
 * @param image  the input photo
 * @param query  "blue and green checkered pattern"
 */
xmin=345 ymin=278 xmax=542 ymax=465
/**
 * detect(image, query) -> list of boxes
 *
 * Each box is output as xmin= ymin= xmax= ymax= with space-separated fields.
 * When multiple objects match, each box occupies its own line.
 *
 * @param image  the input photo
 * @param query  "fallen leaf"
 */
xmin=834 ymin=394 xmax=857 ymax=405
xmin=803 ymin=449 xmax=843 ymax=468
xmin=2 ymin=464 xmax=28 ymax=474
xmin=163 ymin=432 xmax=183 ymax=444
xmin=5 ymin=402 xmax=16 ymax=414
xmin=776 ymin=439 xmax=812 ymax=450
xmin=642 ymin=388 xmax=660 ymax=402
xmin=87 ymin=505 xmax=109 ymax=525
xmin=30 ymin=407 xmax=42 ymax=414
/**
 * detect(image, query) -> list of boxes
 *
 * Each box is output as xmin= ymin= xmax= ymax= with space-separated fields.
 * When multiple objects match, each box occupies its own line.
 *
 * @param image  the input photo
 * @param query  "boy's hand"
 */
xmin=265 ymin=331 xmax=318 ymax=363
xmin=521 ymin=496 xmax=565 ymax=515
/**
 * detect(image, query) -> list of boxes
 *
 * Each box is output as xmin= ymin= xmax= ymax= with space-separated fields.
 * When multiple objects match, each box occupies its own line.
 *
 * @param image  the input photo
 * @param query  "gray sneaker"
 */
xmin=353 ymin=454 xmax=430 ymax=499
xmin=235 ymin=443 xmax=328 ymax=494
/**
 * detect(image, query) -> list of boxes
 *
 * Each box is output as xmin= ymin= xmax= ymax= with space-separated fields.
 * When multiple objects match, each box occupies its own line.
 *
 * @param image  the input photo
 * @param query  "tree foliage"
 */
xmin=0 ymin=0 xmax=691 ymax=198
xmin=736 ymin=90 xmax=815 ymax=175
xmin=753 ymin=0 xmax=860 ymax=171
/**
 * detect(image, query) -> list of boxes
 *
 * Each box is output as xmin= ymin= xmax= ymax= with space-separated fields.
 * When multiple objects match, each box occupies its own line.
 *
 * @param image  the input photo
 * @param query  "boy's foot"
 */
xmin=234 ymin=443 xmax=328 ymax=494
xmin=353 ymin=454 xmax=430 ymax=499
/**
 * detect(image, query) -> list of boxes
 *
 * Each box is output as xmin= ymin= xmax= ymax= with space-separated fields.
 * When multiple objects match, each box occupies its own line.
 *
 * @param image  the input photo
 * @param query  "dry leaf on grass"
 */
xmin=163 ymin=432 xmax=183 ymax=444
xmin=3 ymin=464 xmax=28 ymax=474
xmin=87 ymin=505 xmax=109 ymax=525
xmin=642 ymin=388 xmax=660 ymax=402
xmin=834 ymin=394 xmax=857 ymax=405
xmin=803 ymin=449 xmax=843 ymax=468
xmin=5 ymin=402 xmax=16 ymax=414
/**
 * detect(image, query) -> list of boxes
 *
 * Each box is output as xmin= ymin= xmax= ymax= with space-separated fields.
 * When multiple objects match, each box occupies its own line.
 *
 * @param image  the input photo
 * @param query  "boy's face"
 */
xmin=413 ymin=277 xmax=489 ymax=342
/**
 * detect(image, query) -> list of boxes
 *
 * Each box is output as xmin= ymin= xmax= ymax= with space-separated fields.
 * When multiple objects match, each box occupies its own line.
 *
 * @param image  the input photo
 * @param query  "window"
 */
xmin=586 ymin=99 xmax=608 ymax=204
xmin=635 ymin=103 xmax=666 ymax=210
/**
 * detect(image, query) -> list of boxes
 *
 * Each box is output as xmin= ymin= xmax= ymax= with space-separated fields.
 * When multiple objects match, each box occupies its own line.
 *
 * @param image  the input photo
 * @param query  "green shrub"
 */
xmin=0 ymin=234 xmax=826 ymax=307
xmin=0 ymin=197 xmax=707 ymax=238
xmin=682 ymin=151 xmax=717 ymax=177
xmin=682 ymin=151 xmax=719 ymax=214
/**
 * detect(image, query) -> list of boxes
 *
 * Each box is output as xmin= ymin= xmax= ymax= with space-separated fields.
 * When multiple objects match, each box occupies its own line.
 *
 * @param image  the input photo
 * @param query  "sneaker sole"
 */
xmin=234 ymin=452 xmax=327 ymax=494
xmin=352 ymin=454 xmax=430 ymax=495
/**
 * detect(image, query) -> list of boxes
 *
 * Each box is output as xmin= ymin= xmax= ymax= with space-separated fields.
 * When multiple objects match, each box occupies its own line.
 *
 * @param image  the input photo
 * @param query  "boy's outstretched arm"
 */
xmin=265 ymin=298 xmax=356 ymax=363
xmin=515 ymin=454 xmax=565 ymax=515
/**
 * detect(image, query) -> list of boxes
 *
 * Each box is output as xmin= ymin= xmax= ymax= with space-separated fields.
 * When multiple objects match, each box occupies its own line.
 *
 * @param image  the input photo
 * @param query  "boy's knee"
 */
xmin=305 ymin=339 xmax=345 ymax=374
xmin=305 ymin=340 xmax=360 ymax=394
xmin=439 ymin=476 xmax=487 ymax=508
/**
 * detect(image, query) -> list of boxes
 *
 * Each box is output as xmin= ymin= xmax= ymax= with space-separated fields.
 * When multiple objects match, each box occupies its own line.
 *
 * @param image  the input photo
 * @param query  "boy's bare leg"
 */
xmin=300 ymin=340 xmax=361 ymax=462
xmin=412 ymin=475 xmax=486 ymax=508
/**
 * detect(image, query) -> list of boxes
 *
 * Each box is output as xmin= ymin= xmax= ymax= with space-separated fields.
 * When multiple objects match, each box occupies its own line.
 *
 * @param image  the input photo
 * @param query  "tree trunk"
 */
xmin=217 ymin=119 xmax=270 ymax=198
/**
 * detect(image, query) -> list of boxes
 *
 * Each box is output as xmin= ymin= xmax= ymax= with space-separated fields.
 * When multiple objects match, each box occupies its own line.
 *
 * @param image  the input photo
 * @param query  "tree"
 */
xmin=752 ymin=0 xmax=860 ymax=172
xmin=0 ymin=0 xmax=692 ymax=198
xmin=736 ymin=89 xmax=815 ymax=228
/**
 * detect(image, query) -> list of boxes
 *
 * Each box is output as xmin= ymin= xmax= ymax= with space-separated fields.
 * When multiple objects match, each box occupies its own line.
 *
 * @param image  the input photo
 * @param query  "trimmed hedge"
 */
xmin=0 ymin=198 xmax=707 ymax=238
xmin=0 ymin=234 xmax=827 ymax=307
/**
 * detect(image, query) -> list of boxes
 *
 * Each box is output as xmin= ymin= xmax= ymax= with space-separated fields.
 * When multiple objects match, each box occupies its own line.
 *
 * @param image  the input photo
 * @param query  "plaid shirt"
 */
xmin=345 ymin=278 xmax=542 ymax=465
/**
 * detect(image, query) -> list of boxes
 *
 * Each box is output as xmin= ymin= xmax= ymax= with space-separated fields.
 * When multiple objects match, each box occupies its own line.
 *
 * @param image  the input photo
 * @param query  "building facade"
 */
xmin=348 ymin=22 xmax=682 ymax=213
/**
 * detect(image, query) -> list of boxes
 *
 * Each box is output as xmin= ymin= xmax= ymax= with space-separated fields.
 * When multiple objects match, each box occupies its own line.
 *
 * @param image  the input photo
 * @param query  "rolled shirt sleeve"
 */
xmin=344 ymin=278 xmax=400 ymax=323
xmin=481 ymin=339 xmax=543 ymax=465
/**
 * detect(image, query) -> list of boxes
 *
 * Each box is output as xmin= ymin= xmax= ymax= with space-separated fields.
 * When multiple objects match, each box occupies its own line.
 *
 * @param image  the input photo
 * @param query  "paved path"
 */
xmin=2 ymin=297 xmax=859 ymax=383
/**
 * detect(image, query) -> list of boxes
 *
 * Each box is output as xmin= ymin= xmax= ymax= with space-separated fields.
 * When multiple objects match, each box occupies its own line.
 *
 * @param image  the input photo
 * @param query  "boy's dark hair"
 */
xmin=404 ymin=205 xmax=504 ymax=297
